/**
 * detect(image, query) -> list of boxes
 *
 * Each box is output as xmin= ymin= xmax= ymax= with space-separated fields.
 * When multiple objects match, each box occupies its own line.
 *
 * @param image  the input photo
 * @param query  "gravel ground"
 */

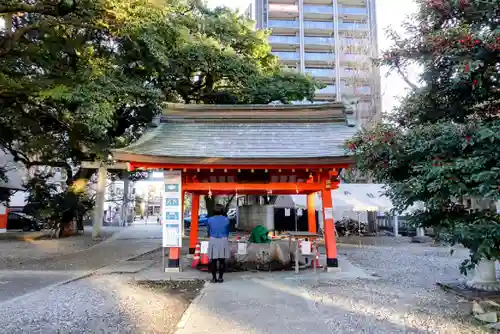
xmin=0 ymin=239 xmax=491 ymax=333
xmin=299 ymin=244 xmax=488 ymax=333
xmin=0 ymin=276 xmax=204 ymax=334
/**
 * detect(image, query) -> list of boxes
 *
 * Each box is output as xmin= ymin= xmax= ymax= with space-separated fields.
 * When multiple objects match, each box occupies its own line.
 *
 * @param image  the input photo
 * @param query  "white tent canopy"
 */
xmin=332 ymin=184 xmax=393 ymax=212
xmin=281 ymin=184 xmax=393 ymax=213
xmin=280 ymin=183 xmax=423 ymax=215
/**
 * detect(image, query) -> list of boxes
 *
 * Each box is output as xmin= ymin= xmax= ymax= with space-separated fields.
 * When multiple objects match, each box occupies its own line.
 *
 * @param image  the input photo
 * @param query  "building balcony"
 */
xmin=268 ymin=3 xmax=299 ymax=19
xmin=338 ymin=6 xmax=368 ymax=17
xmin=337 ymin=0 xmax=367 ymax=6
xmin=341 ymin=85 xmax=371 ymax=95
xmin=304 ymin=52 xmax=333 ymax=64
xmin=303 ymin=21 xmax=334 ymax=34
xmin=304 ymin=36 xmax=334 ymax=50
xmin=303 ymin=0 xmax=334 ymax=5
xmin=273 ymin=51 xmax=300 ymax=64
xmin=341 ymin=68 xmax=370 ymax=78
xmin=303 ymin=5 xmax=333 ymax=19
xmin=269 ymin=35 xmax=300 ymax=48
xmin=305 ymin=68 xmax=335 ymax=79
xmin=268 ymin=19 xmax=299 ymax=33
xmin=315 ymin=84 xmax=336 ymax=97
xmin=268 ymin=0 xmax=296 ymax=4
xmin=338 ymin=23 xmax=369 ymax=31
xmin=340 ymin=53 xmax=369 ymax=64
xmin=340 ymin=38 xmax=370 ymax=46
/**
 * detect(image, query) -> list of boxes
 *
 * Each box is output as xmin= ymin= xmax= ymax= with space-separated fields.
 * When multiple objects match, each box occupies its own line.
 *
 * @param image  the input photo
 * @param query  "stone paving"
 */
xmin=0 ymin=226 xmax=160 ymax=271
xmin=0 ymin=240 xmax=490 ymax=333
xmin=0 ymin=227 xmax=120 ymax=270
xmin=0 ymin=225 xmax=162 ymax=305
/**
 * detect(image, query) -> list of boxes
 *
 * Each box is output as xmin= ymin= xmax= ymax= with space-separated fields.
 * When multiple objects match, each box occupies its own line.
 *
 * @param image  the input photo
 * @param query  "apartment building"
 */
xmin=252 ymin=0 xmax=381 ymax=126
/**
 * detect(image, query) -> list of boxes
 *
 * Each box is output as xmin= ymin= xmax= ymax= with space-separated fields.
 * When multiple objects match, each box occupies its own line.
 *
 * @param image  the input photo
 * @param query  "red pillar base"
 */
xmin=0 ymin=205 xmax=7 ymax=233
xmin=321 ymin=187 xmax=339 ymax=272
xmin=165 ymin=247 xmax=181 ymax=273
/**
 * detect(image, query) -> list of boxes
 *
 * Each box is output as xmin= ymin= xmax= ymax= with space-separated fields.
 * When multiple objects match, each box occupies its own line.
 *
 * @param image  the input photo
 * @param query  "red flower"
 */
xmin=465 ymin=135 xmax=471 ymax=141
xmin=347 ymin=143 xmax=357 ymax=150
xmin=465 ymin=64 xmax=469 ymax=72
xmin=473 ymin=79 xmax=478 ymax=86
xmin=474 ymin=39 xmax=481 ymax=45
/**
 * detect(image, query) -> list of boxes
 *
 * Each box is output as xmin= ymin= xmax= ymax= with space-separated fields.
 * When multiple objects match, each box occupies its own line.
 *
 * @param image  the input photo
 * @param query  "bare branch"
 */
xmin=393 ymin=61 xmax=419 ymax=90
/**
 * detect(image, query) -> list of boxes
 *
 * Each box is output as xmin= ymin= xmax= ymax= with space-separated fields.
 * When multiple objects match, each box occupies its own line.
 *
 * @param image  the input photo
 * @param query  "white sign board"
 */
xmin=301 ymin=241 xmax=311 ymax=255
xmin=297 ymin=208 xmax=303 ymax=217
xmin=285 ymin=208 xmax=291 ymax=217
xmin=237 ymin=242 xmax=247 ymax=255
xmin=200 ymin=241 xmax=209 ymax=254
xmin=324 ymin=208 xmax=333 ymax=220
xmin=162 ymin=171 xmax=183 ymax=248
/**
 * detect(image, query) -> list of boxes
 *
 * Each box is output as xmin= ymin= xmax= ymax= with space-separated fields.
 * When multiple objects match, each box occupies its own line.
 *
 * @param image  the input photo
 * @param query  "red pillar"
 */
xmin=0 ymin=205 xmax=7 ymax=233
xmin=307 ymin=193 xmax=317 ymax=233
xmin=189 ymin=193 xmax=200 ymax=254
xmin=321 ymin=188 xmax=338 ymax=270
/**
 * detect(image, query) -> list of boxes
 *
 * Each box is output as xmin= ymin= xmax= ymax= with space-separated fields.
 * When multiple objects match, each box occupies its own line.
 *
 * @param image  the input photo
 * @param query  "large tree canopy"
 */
xmin=346 ymin=0 xmax=500 ymax=273
xmin=0 ymin=0 xmax=322 ymax=214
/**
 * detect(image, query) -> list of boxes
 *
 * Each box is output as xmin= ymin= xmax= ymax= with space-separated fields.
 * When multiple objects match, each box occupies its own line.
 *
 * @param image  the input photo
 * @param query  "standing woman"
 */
xmin=207 ymin=204 xmax=230 ymax=283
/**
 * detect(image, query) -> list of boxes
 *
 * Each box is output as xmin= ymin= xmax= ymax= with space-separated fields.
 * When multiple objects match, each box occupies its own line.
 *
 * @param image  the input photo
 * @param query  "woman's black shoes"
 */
xmin=210 ymin=278 xmax=224 ymax=283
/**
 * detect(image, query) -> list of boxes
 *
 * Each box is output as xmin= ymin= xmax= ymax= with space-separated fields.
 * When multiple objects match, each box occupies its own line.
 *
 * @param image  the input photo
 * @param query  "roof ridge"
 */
xmin=161 ymin=103 xmax=348 ymax=123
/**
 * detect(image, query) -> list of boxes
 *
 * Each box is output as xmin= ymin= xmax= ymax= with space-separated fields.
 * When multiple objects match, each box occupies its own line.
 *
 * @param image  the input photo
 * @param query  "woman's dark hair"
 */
xmin=214 ymin=204 xmax=225 ymax=216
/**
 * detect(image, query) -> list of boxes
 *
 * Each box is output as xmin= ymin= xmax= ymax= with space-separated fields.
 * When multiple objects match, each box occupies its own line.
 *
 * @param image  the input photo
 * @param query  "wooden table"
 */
xmin=284 ymin=231 xmax=320 ymax=274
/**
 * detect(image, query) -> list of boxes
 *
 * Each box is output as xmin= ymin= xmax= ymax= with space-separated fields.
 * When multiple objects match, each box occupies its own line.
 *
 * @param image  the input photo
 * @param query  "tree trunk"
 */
xmin=467 ymin=259 xmax=498 ymax=288
xmin=92 ymin=165 xmax=107 ymax=239
xmin=77 ymin=214 xmax=84 ymax=232
xmin=121 ymin=175 xmax=130 ymax=226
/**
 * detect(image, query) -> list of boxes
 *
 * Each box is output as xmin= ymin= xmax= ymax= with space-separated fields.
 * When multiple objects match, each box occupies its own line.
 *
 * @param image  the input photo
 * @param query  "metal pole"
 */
xmin=313 ymin=240 xmax=317 ymax=275
xmin=357 ymin=212 xmax=361 ymax=236
xmin=236 ymin=191 xmax=240 ymax=230
xmin=294 ymin=202 xmax=298 ymax=231
xmin=295 ymin=238 xmax=299 ymax=274
xmin=162 ymin=247 xmax=165 ymax=272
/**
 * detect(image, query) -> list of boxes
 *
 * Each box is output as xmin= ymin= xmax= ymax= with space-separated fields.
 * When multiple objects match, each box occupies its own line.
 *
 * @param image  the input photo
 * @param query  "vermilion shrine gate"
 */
xmin=109 ymin=103 xmax=357 ymax=272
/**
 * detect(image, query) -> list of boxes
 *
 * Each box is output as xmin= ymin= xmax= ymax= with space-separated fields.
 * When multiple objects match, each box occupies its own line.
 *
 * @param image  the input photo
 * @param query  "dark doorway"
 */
xmin=273 ymin=208 xmax=319 ymax=232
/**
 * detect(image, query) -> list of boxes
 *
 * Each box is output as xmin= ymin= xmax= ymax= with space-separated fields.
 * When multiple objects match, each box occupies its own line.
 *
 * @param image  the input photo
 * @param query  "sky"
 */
xmin=206 ymin=0 xmax=419 ymax=114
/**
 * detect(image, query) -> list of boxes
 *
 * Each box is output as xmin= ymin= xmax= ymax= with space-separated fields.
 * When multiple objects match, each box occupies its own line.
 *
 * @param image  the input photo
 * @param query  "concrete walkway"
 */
xmin=176 ymin=277 xmax=329 ymax=334
xmin=175 ymin=244 xmax=485 ymax=334
xmin=174 ymin=257 xmax=375 ymax=334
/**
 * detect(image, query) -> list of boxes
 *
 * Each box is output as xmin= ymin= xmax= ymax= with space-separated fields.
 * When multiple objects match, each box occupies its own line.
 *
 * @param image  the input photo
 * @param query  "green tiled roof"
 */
xmin=115 ymin=103 xmax=358 ymax=160
xmin=117 ymin=122 xmax=356 ymax=159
